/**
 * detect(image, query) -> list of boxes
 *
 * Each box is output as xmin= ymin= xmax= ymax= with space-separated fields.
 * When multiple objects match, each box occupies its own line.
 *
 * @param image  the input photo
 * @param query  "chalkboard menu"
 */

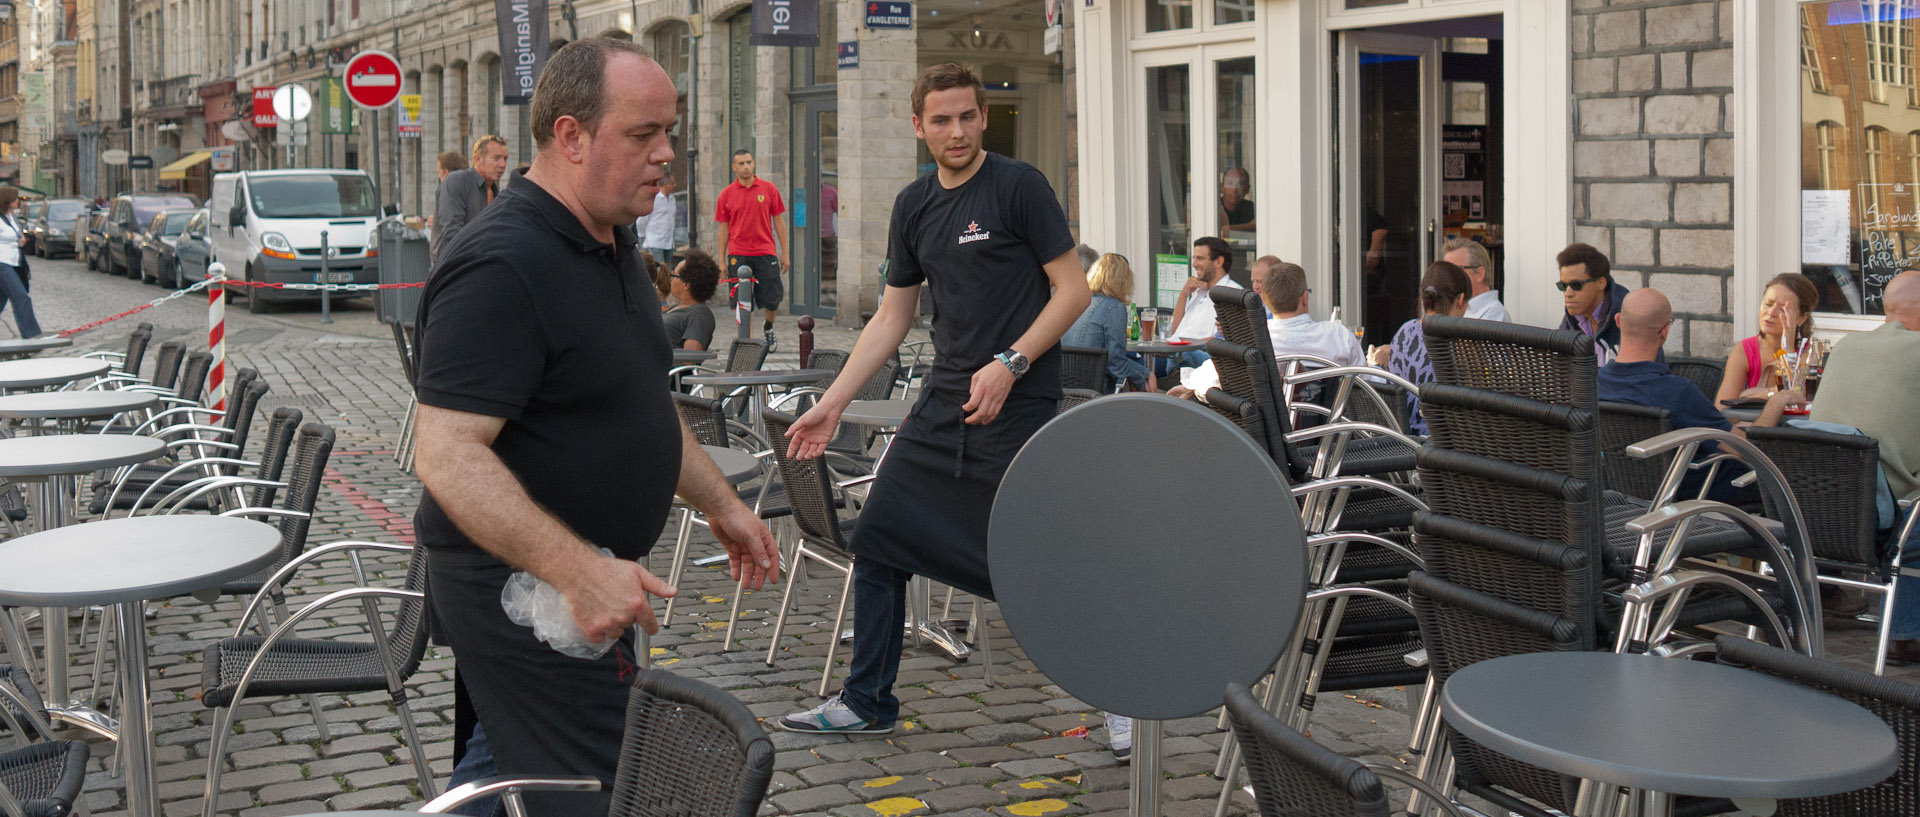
xmin=1855 ymin=183 xmax=1912 ymax=315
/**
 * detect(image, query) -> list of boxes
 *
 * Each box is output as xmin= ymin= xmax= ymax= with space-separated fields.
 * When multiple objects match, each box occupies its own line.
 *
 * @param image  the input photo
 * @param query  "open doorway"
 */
xmin=1338 ymin=16 xmax=1504 ymax=346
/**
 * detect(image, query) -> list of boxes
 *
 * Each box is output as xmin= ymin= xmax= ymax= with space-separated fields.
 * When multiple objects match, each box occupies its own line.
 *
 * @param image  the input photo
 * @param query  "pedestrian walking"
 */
xmin=411 ymin=38 xmax=779 ymax=816
xmin=0 ymin=188 xmax=42 ymax=339
xmin=777 ymin=62 xmax=1089 ymax=735
xmin=713 ymin=149 xmax=789 ymax=348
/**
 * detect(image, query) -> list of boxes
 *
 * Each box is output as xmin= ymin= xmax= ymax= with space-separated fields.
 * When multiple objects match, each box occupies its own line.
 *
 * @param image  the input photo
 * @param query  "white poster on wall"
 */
xmin=1801 ymin=190 xmax=1851 ymax=266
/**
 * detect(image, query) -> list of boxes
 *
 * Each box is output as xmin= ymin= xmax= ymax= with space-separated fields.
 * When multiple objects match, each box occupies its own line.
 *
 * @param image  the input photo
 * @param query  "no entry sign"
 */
xmin=342 ymin=50 xmax=402 ymax=109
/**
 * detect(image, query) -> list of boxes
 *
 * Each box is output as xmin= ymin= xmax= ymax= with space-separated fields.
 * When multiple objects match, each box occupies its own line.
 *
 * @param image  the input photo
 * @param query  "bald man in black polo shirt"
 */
xmin=412 ymin=38 xmax=778 ymax=815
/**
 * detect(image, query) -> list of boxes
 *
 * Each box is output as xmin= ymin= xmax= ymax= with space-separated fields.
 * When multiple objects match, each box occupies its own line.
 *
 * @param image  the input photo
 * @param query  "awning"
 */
xmin=158 ymin=150 xmax=212 ymax=180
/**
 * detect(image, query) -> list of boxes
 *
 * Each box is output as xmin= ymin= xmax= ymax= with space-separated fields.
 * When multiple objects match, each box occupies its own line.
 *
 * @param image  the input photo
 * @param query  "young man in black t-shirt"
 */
xmin=777 ymin=63 xmax=1090 ymax=735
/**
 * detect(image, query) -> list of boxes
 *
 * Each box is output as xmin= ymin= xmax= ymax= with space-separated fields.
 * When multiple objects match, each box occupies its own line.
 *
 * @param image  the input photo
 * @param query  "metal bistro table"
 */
xmin=682 ymin=369 xmax=832 ymax=446
xmin=0 ymin=336 xmax=73 ymax=361
xmin=991 ymin=395 xmax=1307 ymax=817
xmin=1440 ymin=651 xmax=1899 ymax=817
xmin=0 ymin=515 xmax=281 ymax=817
xmin=0 ymin=390 xmax=159 ymax=433
xmin=672 ymin=349 xmax=719 ymax=366
xmin=0 ymin=434 xmax=167 ymax=724
xmin=839 ymin=398 xmax=914 ymax=467
xmin=0 ymin=357 xmax=110 ymax=392
xmin=1129 ymin=341 xmax=1201 ymax=380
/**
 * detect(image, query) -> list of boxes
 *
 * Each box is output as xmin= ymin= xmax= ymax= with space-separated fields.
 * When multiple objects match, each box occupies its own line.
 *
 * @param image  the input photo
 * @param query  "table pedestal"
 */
xmin=1131 ymin=719 xmax=1163 ymax=817
xmin=23 ymin=477 xmax=122 ymax=740
xmin=116 ymin=600 xmax=155 ymax=817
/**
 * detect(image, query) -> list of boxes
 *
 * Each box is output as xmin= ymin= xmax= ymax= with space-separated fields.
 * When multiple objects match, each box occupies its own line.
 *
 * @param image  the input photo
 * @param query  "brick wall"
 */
xmin=1570 ymin=0 xmax=1733 ymax=357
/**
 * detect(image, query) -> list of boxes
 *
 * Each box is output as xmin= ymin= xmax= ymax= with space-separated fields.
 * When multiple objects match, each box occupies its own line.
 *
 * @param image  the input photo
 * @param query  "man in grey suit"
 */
xmin=431 ymin=135 xmax=511 ymax=264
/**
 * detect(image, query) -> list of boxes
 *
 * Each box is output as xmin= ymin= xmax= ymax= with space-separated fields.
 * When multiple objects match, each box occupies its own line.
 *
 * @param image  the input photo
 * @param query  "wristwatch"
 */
xmin=995 ymin=350 xmax=1030 ymax=379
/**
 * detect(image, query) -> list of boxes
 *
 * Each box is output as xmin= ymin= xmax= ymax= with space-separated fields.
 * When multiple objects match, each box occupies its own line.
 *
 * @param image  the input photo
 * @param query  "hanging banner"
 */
xmin=252 ymin=86 xmax=278 ymax=128
xmin=751 ymin=0 xmax=818 ymax=47
xmin=319 ymin=77 xmax=357 ymax=134
xmin=398 ymin=94 xmax=423 ymax=137
xmin=495 ymin=0 xmax=551 ymax=106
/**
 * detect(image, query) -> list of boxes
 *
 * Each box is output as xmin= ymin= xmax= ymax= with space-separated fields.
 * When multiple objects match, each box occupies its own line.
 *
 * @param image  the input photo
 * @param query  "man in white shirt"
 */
xmin=1156 ymin=236 xmax=1243 ymax=384
xmin=638 ymin=172 xmax=678 ymax=267
xmin=1172 ymin=259 xmax=1363 ymax=397
xmin=1442 ymin=237 xmax=1510 ymax=322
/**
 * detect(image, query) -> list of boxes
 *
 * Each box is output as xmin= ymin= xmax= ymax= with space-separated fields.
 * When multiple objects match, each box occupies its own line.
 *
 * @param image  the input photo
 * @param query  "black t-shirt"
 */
xmin=887 ymin=153 xmax=1074 ymax=399
xmin=413 ymin=179 xmax=681 ymax=561
xmin=663 ymin=303 xmax=716 ymax=349
xmin=1222 ymin=196 xmax=1255 ymax=227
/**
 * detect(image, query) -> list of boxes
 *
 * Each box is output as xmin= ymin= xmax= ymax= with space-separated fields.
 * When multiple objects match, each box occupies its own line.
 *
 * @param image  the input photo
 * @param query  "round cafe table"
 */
xmin=672 ymin=349 xmax=719 ymax=365
xmin=1129 ymin=341 xmax=1201 ymax=378
xmin=0 ymin=357 xmax=109 ymax=392
xmin=682 ymin=369 xmax=832 ymax=446
xmin=991 ymin=394 xmax=1307 ymax=817
xmin=0 ymin=390 xmax=159 ymax=433
xmin=0 ymin=515 xmax=281 ymax=817
xmin=840 ymin=398 xmax=913 ymax=428
xmin=1441 ymin=651 xmax=1898 ymax=816
xmin=0 ymin=336 xmax=72 ymax=360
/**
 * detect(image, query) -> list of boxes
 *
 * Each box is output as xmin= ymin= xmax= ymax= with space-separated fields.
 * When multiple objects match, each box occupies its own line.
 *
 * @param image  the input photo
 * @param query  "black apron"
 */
xmin=849 ymin=388 xmax=1054 ymax=600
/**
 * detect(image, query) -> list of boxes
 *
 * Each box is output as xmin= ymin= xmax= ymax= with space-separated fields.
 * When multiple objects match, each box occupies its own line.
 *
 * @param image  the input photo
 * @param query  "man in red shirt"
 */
xmin=714 ymin=149 xmax=790 ymax=346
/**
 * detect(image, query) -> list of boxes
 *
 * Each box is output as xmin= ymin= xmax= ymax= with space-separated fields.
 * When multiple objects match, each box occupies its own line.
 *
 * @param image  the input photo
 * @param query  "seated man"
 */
xmin=663 ymin=249 xmax=721 ymax=351
xmin=1598 ymin=288 xmax=1795 ymax=501
xmin=1158 ymin=236 xmax=1243 ymax=382
xmin=1442 ymin=237 xmax=1510 ymax=322
xmin=1171 ymin=260 xmax=1362 ymax=398
xmin=1811 ymin=270 xmax=1920 ymax=660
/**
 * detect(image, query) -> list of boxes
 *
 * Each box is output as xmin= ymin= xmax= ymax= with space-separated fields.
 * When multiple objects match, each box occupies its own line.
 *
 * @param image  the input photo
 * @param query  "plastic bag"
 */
xmin=500 ymin=550 xmax=620 ymax=659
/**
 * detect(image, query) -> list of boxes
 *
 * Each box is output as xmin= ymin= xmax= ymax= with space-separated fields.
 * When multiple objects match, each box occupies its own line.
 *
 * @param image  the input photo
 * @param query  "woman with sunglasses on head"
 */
xmin=1062 ymin=253 xmax=1153 ymax=392
xmin=1555 ymin=242 xmax=1632 ymax=364
xmin=1715 ymin=272 xmax=1818 ymax=406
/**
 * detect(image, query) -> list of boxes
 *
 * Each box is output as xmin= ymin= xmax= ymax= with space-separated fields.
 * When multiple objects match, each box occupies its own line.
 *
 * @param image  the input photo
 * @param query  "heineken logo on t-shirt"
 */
xmin=958 ymin=220 xmax=992 ymax=245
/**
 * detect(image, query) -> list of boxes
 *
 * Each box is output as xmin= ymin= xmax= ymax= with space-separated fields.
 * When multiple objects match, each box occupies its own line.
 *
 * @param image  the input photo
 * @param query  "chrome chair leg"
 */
xmin=764 ymin=548 xmax=805 ymax=667
xmin=818 ymin=557 xmax=856 ymax=698
xmin=394 ymin=696 xmax=440 ymax=798
xmin=661 ymin=507 xmax=697 ymax=626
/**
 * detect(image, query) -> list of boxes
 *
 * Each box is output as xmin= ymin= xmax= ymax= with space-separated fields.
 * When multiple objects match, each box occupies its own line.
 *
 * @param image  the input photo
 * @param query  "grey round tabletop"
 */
xmin=1128 ymin=342 xmax=1201 ymax=355
xmin=1441 ymin=652 xmax=1898 ymax=799
xmin=989 ymin=394 xmax=1307 ymax=720
xmin=0 ymin=337 xmax=72 ymax=356
xmin=0 ymin=434 xmax=166 ymax=477
xmin=0 ymin=357 xmax=110 ymax=389
xmin=683 ymin=369 xmax=832 ymax=388
xmin=0 ymin=515 xmax=281 ymax=607
xmin=841 ymin=399 xmax=912 ymax=427
xmin=673 ymin=350 xmax=719 ymax=364
xmin=701 ymin=444 xmax=760 ymax=485
xmin=0 ymin=390 xmax=159 ymax=420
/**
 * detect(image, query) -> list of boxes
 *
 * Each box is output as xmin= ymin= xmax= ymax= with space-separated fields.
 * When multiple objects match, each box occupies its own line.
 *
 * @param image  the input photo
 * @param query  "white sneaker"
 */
xmin=1105 ymin=712 xmax=1133 ymax=761
xmin=777 ymin=693 xmax=894 ymax=734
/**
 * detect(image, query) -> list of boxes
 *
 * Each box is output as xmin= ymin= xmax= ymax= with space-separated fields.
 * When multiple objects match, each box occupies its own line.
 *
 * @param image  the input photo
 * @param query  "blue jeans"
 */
xmin=0 ymin=263 xmax=39 ymax=338
xmin=447 ymin=723 xmax=502 ymax=817
xmin=1153 ymin=349 xmax=1210 ymax=378
xmin=1886 ymin=522 xmax=1920 ymax=640
xmin=839 ymin=559 xmax=912 ymax=725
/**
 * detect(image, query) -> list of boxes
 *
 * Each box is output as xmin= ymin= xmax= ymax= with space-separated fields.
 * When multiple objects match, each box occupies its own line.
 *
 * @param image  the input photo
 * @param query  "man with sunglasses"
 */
xmin=1556 ymin=242 xmax=1635 ymax=364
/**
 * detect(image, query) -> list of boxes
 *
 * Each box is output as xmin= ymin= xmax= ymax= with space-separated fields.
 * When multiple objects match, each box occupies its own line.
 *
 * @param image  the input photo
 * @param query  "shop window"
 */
xmin=1147 ymin=63 xmax=1190 ymax=305
xmin=1803 ymin=7 xmax=1828 ymax=93
xmin=1215 ymin=0 xmax=1254 ymax=25
xmin=1146 ymin=0 xmax=1193 ymax=32
xmin=1217 ymin=57 xmax=1255 ymax=272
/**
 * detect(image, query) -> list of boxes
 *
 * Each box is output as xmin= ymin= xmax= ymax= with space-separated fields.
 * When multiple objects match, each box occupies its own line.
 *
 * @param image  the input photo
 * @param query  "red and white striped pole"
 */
xmin=206 ymin=263 xmax=228 ymax=412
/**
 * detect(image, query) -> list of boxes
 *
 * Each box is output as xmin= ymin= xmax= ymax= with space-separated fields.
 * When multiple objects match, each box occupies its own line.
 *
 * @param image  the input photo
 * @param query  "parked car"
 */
xmin=105 ymin=193 xmax=200 ymax=279
xmin=83 ymin=211 xmax=111 ymax=272
xmin=31 ymin=198 xmax=89 ymax=258
xmin=138 ymin=209 xmax=198 ymax=287
xmin=173 ymin=209 xmax=214 ymax=287
xmin=211 ymin=169 xmax=380 ymax=313
xmin=18 ymin=201 xmax=45 ymax=256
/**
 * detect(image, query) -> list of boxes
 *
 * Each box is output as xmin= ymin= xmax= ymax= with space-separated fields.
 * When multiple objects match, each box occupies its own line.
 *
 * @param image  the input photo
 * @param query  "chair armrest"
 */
xmin=157 ymin=478 xmax=285 ymax=516
xmin=165 ymin=438 xmax=238 ymax=454
xmin=109 ymin=456 xmax=256 ymax=514
xmin=1285 ymin=364 xmax=1423 ymax=395
xmin=1305 ymin=531 xmax=1424 ymax=577
xmin=232 ymin=541 xmax=414 ymax=638
xmin=668 ymin=364 xmax=722 ymax=379
xmin=1362 ymin=763 xmax=1480 ymax=817
xmin=1285 ymin=421 xmax=1423 ymax=453
xmin=419 ymin=775 xmax=603 ymax=814
xmin=130 ymin=407 xmax=223 ymax=434
xmin=1289 ymin=476 xmax=1429 ymax=513
xmin=769 ymin=387 xmax=827 ymax=411
xmin=222 ymin=588 xmax=424 ymax=714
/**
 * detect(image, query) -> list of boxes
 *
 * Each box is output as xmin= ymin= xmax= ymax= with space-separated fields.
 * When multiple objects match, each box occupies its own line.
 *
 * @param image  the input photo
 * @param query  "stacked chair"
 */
xmin=761 ymin=408 xmax=863 ymax=695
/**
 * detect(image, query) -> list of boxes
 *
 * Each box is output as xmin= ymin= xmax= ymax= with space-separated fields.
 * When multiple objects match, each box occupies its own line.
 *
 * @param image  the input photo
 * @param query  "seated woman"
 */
xmin=664 ymin=249 xmax=721 ymax=351
xmin=645 ymin=252 xmax=675 ymax=312
xmin=1717 ymin=272 xmax=1817 ymax=405
xmin=1368 ymin=260 xmax=1470 ymax=435
xmin=1063 ymin=253 xmax=1152 ymax=391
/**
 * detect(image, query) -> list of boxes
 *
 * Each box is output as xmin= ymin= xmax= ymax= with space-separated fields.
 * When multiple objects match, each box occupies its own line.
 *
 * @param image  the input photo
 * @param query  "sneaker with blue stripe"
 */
xmin=777 ymin=693 xmax=895 ymax=734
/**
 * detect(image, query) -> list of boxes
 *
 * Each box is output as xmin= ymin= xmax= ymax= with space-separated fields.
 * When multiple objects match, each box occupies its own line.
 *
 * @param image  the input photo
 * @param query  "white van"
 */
xmin=210 ymin=169 xmax=383 ymax=313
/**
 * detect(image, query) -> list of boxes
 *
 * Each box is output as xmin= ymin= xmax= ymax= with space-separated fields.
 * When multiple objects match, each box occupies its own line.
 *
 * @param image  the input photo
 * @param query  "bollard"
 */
xmin=319 ymin=230 xmax=333 ymax=325
xmin=206 ymin=262 xmax=228 ymax=412
xmin=735 ymin=265 xmax=755 ymax=342
xmin=798 ymin=316 xmax=815 ymax=367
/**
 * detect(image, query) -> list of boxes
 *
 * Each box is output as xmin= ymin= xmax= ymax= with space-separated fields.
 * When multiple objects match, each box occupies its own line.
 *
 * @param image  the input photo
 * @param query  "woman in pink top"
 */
xmin=1716 ymin=272 xmax=1818 ymax=405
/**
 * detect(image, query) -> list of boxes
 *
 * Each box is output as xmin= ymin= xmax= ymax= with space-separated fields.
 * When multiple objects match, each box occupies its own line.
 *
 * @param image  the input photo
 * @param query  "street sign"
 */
xmin=276 ymin=118 xmax=310 ymax=147
xmin=210 ymin=146 xmax=235 ymax=171
xmin=129 ymin=156 xmax=154 ymax=169
xmin=865 ymin=1 xmax=911 ymax=29
xmin=101 ymin=148 xmax=129 ymax=166
xmin=271 ymin=83 xmax=312 ymax=122
xmin=220 ymin=120 xmax=249 ymax=142
xmin=252 ymin=86 xmax=277 ymax=128
xmin=397 ymin=94 xmax=422 ymax=137
xmin=837 ymin=41 xmax=859 ymax=69
xmin=342 ymin=50 xmax=402 ymax=109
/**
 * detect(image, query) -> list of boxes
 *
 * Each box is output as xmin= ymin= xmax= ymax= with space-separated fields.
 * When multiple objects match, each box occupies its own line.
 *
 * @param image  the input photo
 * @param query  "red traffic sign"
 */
xmin=342 ymin=50 xmax=402 ymax=109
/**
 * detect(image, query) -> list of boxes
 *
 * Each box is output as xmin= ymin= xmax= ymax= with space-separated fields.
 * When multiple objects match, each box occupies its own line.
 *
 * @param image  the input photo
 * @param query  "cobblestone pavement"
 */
xmin=9 ymin=256 xmax=1915 ymax=817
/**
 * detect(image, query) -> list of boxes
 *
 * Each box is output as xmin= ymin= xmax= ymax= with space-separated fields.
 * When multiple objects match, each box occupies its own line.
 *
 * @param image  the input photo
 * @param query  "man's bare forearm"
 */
xmin=819 ymin=285 xmax=918 ymax=409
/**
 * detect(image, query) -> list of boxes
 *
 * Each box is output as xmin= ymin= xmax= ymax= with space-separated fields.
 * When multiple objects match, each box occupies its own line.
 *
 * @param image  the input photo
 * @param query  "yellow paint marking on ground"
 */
xmin=1004 ymin=799 xmax=1071 ymax=816
xmin=703 ymin=595 xmax=727 ymax=603
xmin=1016 ymin=779 xmax=1058 ymax=790
xmin=657 ymin=658 xmax=680 ymax=665
xmin=866 ymin=796 xmax=926 ymax=816
xmin=649 ymin=647 xmax=668 ymax=656
xmin=862 ymin=776 xmax=904 ymax=788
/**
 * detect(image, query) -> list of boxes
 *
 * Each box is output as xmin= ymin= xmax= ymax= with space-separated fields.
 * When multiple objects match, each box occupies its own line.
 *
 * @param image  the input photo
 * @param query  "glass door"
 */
xmin=788 ymin=97 xmax=837 ymax=319
xmin=1339 ymin=32 xmax=1440 ymax=346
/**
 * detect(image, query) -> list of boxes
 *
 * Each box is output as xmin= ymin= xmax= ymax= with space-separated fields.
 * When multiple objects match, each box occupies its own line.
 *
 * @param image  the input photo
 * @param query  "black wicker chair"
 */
xmin=1669 ymin=357 xmax=1727 ymax=403
xmin=1057 ymin=388 xmax=1101 ymax=415
xmin=199 ymin=541 xmax=435 ymax=816
xmin=761 ymin=407 xmax=862 ymax=695
xmin=1714 ymin=634 xmax=1920 ymax=816
xmin=1225 ymin=681 xmax=1466 ymax=817
xmin=92 ymin=373 xmax=271 ymax=515
xmin=0 ymin=666 xmax=87 ymax=816
xmin=1060 ymin=345 xmax=1111 ymax=392
xmin=418 ymin=668 xmax=775 ymax=817
xmin=143 ymin=340 xmax=186 ymax=392
xmin=1598 ymin=401 xmax=1674 ymax=501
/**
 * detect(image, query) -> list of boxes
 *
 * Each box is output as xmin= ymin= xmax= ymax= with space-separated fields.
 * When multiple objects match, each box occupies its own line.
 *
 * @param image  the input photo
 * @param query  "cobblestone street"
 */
xmin=9 ymin=256 xmax=1913 ymax=817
